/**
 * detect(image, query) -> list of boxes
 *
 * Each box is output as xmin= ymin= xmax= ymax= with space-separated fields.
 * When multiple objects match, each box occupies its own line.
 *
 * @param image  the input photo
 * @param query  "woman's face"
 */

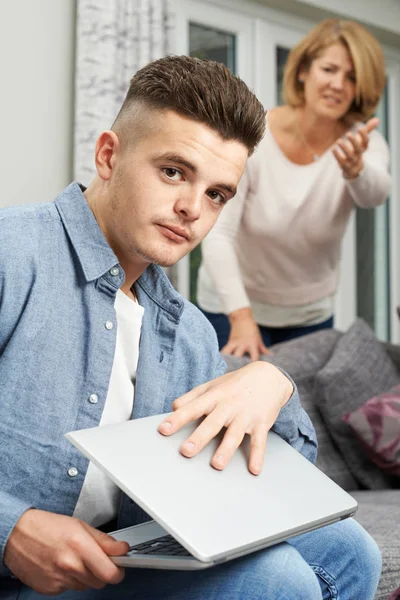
xmin=300 ymin=43 xmax=356 ymax=121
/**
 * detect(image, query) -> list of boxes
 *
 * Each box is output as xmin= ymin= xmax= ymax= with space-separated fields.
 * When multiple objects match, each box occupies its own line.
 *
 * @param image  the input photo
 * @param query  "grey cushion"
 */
xmin=293 ymin=373 xmax=359 ymax=489
xmin=264 ymin=331 xmax=359 ymax=489
xmin=352 ymin=490 xmax=400 ymax=599
xmin=315 ymin=319 xmax=400 ymax=489
xmin=260 ymin=328 xmax=343 ymax=379
xmin=222 ymin=328 xmax=343 ymax=380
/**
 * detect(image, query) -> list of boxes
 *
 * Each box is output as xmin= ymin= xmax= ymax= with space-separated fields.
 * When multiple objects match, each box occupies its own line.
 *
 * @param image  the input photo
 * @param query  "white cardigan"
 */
xmin=197 ymin=127 xmax=391 ymax=326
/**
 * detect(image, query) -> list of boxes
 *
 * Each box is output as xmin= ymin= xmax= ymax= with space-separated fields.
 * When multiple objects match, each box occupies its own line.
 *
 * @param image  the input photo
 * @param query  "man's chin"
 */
xmin=136 ymin=247 xmax=188 ymax=268
xmin=153 ymin=258 xmax=179 ymax=268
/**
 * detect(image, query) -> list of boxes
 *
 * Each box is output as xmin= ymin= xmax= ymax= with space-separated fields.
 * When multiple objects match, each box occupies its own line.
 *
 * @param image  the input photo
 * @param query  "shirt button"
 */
xmin=105 ymin=320 xmax=113 ymax=330
xmin=110 ymin=267 xmax=120 ymax=276
xmin=88 ymin=393 xmax=99 ymax=404
xmin=68 ymin=467 xmax=78 ymax=477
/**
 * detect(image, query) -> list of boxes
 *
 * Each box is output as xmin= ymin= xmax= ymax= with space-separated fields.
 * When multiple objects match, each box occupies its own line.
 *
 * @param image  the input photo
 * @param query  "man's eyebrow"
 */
xmin=152 ymin=153 xmax=197 ymax=173
xmin=153 ymin=152 xmax=237 ymax=195
xmin=218 ymin=183 xmax=237 ymax=195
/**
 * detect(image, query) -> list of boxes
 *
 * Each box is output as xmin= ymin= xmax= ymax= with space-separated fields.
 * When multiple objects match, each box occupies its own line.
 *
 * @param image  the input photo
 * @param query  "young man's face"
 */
xmin=95 ymin=110 xmax=248 ymax=276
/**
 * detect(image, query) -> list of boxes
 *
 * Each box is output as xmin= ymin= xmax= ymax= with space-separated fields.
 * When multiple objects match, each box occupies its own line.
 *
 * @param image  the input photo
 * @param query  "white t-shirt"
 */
xmin=73 ymin=290 xmax=144 ymax=527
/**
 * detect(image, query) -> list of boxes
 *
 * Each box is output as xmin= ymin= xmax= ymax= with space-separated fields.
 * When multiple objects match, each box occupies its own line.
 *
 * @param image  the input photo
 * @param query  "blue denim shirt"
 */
xmin=0 ymin=183 xmax=317 ymax=576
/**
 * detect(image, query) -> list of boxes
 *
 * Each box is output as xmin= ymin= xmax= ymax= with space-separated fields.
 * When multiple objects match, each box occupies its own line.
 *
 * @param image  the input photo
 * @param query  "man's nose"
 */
xmin=174 ymin=190 xmax=202 ymax=220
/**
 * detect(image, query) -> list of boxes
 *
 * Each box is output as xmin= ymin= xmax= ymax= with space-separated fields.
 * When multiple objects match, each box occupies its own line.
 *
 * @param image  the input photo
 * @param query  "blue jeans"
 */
xmin=201 ymin=310 xmax=334 ymax=350
xmin=3 ymin=518 xmax=381 ymax=600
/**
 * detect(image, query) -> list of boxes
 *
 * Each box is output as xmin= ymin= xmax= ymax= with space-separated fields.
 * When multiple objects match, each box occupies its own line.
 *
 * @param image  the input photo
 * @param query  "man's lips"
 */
xmin=156 ymin=224 xmax=191 ymax=243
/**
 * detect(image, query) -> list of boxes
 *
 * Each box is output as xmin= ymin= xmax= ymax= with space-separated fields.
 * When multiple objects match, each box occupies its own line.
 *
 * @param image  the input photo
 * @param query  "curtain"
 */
xmin=74 ymin=0 xmax=176 ymax=184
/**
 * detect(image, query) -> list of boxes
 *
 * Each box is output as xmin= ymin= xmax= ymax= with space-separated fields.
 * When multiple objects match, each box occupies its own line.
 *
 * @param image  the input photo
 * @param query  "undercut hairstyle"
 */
xmin=283 ymin=19 xmax=386 ymax=124
xmin=112 ymin=55 xmax=266 ymax=155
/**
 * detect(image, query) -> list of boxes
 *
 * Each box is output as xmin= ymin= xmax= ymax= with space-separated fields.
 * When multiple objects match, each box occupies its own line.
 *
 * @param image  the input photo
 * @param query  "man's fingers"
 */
xmin=71 ymin=567 xmax=105 ymax=591
xmin=78 ymin=526 xmax=127 ymax=586
xmin=67 ymin=580 xmax=90 ymax=592
xmin=163 ymin=381 xmax=210 ymax=415
xmin=248 ymin=425 xmax=269 ymax=475
xmin=98 ymin=537 xmax=129 ymax=557
xmin=52 ymin=547 xmax=109 ymax=591
xmin=82 ymin=550 xmax=125 ymax=587
xmin=180 ymin=406 xmax=234 ymax=458
xmin=159 ymin=394 xmax=213 ymax=436
xmin=84 ymin=525 xmax=129 ymax=556
xmin=211 ymin=418 xmax=247 ymax=470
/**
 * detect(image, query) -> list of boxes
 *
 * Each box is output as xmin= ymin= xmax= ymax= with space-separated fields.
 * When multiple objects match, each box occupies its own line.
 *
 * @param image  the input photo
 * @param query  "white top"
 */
xmin=197 ymin=126 xmax=391 ymax=327
xmin=73 ymin=290 xmax=144 ymax=527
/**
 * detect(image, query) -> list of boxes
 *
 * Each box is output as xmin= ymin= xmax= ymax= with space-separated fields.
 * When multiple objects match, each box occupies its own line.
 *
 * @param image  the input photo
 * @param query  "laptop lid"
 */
xmin=66 ymin=414 xmax=357 ymax=563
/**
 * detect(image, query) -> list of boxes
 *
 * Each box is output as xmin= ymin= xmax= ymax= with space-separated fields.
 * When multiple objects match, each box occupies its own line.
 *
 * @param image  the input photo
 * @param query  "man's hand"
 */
xmin=158 ymin=361 xmax=293 ymax=475
xmin=332 ymin=117 xmax=379 ymax=180
xmin=4 ymin=509 xmax=129 ymax=596
xmin=222 ymin=307 xmax=272 ymax=361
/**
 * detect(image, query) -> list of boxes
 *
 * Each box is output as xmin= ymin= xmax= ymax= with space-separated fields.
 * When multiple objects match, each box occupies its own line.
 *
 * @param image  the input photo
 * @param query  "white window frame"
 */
xmin=386 ymin=59 xmax=400 ymax=343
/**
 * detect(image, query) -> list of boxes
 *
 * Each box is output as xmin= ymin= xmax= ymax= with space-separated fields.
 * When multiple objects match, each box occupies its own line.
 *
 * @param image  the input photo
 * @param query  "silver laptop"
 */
xmin=66 ymin=414 xmax=357 ymax=570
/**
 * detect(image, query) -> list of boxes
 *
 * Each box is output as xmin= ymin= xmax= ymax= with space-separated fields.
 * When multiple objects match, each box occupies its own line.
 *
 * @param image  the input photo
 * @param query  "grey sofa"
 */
xmin=223 ymin=319 xmax=400 ymax=600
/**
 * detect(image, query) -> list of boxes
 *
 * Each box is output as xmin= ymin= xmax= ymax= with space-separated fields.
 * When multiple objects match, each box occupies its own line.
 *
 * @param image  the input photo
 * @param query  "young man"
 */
xmin=1 ymin=56 xmax=380 ymax=599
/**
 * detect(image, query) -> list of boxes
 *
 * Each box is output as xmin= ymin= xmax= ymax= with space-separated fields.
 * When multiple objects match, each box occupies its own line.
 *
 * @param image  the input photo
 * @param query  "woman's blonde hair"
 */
xmin=283 ymin=19 xmax=386 ymax=124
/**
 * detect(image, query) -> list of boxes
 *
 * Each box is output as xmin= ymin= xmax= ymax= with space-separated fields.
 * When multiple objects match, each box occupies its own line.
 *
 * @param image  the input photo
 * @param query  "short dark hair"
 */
xmin=113 ymin=55 xmax=266 ymax=155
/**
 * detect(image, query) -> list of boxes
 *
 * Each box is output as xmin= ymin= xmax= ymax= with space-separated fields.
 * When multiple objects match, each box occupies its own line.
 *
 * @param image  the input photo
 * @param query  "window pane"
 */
xmin=276 ymin=46 xmax=290 ymax=105
xmin=187 ymin=23 xmax=237 ymax=303
xmin=189 ymin=23 xmax=236 ymax=72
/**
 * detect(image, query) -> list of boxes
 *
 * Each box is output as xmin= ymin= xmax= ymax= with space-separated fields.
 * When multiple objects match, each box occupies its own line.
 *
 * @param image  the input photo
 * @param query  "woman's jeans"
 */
xmin=6 ymin=518 xmax=382 ymax=600
xmin=201 ymin=310 xmax=334 ymax=350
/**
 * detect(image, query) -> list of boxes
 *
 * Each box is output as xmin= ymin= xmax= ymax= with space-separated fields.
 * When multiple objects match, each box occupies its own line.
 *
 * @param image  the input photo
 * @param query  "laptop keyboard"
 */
xmin=129 ymin=534 xmax=191 ymax=556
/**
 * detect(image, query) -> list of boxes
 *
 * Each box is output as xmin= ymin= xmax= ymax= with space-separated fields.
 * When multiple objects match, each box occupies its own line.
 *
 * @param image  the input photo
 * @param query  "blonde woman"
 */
xmin=198 ymin=19 xmax=391 ymax=360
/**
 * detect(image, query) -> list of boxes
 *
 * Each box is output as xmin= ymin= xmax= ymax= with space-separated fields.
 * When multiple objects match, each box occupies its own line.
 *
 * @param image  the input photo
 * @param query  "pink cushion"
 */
xmin=342 ymin=384 xmax=400 ymax=476
xmin=388 ymin=587 xmax=400 ymax=600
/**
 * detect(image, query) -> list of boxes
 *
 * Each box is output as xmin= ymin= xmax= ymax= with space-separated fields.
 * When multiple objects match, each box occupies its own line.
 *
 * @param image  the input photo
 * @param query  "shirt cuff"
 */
xmin=271 ymin=368 xmax=318 ymax=463
xmin=0 ymin=492 xmax=33 ymax=577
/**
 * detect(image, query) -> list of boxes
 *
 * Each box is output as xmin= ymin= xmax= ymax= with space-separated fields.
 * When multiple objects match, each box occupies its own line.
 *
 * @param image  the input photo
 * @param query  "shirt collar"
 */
xmin=55 ymin=182 xmax=119 ymax=283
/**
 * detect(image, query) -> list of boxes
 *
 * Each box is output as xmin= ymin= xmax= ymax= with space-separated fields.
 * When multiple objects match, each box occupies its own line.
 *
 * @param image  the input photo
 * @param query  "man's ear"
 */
xmin=95 ymin=130 xmax=120 ymax=181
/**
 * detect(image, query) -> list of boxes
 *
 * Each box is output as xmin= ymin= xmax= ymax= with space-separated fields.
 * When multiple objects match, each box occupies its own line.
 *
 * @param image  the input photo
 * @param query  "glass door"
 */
xmin=173 ymin=0 xmax=253 ymax=303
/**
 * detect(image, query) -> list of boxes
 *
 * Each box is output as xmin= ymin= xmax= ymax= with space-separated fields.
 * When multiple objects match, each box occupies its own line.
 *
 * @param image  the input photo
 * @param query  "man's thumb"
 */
xmin=85 ymin=523 xmax=130 ymax=556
